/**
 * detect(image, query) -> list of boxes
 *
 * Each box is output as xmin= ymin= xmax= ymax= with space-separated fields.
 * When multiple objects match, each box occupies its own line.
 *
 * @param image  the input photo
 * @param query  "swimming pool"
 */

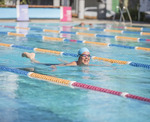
xmin=0 ymin=22 xmax=150 ymax=122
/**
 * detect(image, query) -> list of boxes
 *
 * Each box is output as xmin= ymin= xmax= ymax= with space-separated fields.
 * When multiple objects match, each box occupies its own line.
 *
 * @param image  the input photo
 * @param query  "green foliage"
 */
xmin=0 ymin=0 xmax=5 ymax=5
xmin=20 ymin=0 xmax=27 ymax=4
xmin=20 ymin=0 xmax=30 ymax=5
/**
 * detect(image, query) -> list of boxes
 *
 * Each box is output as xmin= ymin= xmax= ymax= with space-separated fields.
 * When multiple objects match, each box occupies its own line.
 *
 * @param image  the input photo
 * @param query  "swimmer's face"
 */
xmin=80 ymin=22 xmax=85 ymax=26
xmin=79 ymin=52 xmax=90 ymax=65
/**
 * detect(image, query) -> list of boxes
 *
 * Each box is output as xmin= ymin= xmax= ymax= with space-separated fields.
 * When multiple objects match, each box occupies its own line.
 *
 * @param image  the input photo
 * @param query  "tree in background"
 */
xmin=20 ymin=0 xmax=30 ymax=5
xmin=0 ymin=0 xmax=5 ymax=5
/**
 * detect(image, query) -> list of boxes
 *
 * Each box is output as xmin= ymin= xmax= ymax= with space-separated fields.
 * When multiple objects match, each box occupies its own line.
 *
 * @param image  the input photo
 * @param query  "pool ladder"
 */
xmin=113 ymin=6 xmax=132 ymax=24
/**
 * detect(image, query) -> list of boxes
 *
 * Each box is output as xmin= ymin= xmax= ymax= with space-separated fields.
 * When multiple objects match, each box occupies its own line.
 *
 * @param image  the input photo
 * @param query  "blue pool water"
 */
xmin=0 ymin=22 xmax=150 ymax=122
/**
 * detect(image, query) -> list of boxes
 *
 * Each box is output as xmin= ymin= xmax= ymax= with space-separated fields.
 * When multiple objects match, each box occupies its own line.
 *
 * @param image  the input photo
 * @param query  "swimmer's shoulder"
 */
xmin=65 ymin=61 xmax=78 ymax=66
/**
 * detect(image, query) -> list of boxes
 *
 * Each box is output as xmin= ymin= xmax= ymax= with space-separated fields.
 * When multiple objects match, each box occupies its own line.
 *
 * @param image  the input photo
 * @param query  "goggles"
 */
xmin=79 ymin=54 xmax=91 ymax=58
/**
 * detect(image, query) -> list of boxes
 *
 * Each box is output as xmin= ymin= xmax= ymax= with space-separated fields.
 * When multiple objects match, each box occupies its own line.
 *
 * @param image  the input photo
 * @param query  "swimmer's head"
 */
xmin=77 ymin=47 xmax=90 ymax=65
xmin=79 ymin=22 xmax=85 ymax=27
xmin=78 ymin=47 xmax=90 ymax=56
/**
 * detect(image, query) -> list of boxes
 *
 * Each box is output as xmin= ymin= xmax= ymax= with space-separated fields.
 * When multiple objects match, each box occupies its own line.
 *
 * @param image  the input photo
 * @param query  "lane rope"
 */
xmin=73 ymin=27 xmax=150 ymax=36
xmin=0 ymin=25 xmax=150 ymax=42
xmin=0 ymin=65 xmax=150 ymax=103
xmin=0 ymin=42 xmax=150 ymax=69
xmin=1 ymin=30 xmax=150 ymax=52
xmin=43 ymin=36 xmax=150 ymax=52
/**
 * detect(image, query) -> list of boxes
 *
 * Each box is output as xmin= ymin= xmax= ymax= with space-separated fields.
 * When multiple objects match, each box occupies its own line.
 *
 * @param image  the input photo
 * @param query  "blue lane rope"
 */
xmin=11 ymin=45 xmax=34 ymax=50
xmin=123 ymin=31 xmax=141 ymax=34
xmin=109 ymin=44 xmax=135 ymax=49
xmin=62 ymin=52 xmax=78 ymax=57
xmin=96 ymin=34 xmax=115 ymax=38
xmin=0 ymin=32 xmax=7 ymax=34
xmin=139 ymin=38 xmax=148 ymax=41
xmin=63 ymin=39 xmax=83 ymax=43
xmin=0 ymin=65 xmax=29 ymax=76
xmin=60 ymin=31 xmax=77 ymax=34
xmin=143 ymin=28 xmax=150 ymax=32
xmin=129 ymin=62 xmax=150 ymax=69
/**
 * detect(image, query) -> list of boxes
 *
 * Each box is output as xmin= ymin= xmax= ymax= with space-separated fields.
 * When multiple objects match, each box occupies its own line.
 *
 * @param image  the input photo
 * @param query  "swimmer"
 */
xmin=22 ymin=47 xmax=91 ymax=67
xmin=79 ymin=22 xmax=85 ymax=27
xmin=78 ymin=22 xmax=93 ymax=27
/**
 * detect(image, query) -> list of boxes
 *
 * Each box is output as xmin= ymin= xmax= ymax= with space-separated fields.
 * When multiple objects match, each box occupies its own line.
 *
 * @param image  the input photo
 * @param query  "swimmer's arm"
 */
xmin=50 ymin=61 xmax=77 ymax=69
xmin=60 ymin=61 xmax=77 ymax=66
xmin=30 ymin=59 xmax=40 ymax=64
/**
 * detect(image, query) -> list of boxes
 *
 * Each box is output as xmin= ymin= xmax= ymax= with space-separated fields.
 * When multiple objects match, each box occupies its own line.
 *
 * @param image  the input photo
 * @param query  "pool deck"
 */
xmin=0 ymin=18 xmax=150 ymax=27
